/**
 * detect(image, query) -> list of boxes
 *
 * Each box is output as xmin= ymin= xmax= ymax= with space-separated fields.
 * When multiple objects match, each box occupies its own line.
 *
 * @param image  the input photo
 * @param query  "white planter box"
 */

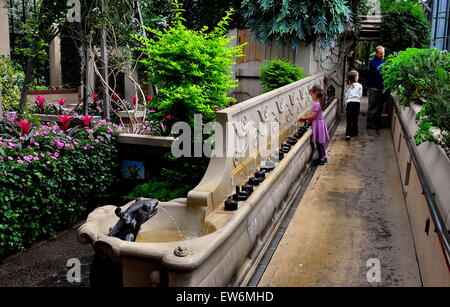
xmin=395 ymin=102 xmax=450 ymax=227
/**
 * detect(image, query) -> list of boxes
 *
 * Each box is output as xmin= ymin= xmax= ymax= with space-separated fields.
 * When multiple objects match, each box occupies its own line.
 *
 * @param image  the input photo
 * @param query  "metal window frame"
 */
xmin=431 ymin=0 xmax=450 ymax=50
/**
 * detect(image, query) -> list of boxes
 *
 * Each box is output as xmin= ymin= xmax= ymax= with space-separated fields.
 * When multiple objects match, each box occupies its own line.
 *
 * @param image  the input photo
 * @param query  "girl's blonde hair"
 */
xmin=346 ymin=70 xmax=359 ymax=88
xmin=309 ymin=85 xmax=326 ymax=111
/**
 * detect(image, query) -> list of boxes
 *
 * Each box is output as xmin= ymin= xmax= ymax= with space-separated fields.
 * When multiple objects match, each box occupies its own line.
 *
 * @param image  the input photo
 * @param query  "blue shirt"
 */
xmin=368 ymin=57 xmax=384 ymax=91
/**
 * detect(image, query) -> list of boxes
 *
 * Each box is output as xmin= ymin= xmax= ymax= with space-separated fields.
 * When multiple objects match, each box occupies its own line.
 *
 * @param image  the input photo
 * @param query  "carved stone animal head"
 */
xmin=108 ymin=198 xmax=159 ymax=241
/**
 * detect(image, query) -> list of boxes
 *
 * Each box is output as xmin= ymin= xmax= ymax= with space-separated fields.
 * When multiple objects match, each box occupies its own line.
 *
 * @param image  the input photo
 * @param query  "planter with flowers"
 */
xmin=27 ymin=88 xmax=80 ymax=109
xmin=30 ymin=95 xmax=101 ymax=127
xmin=0 ymin=112 xmax=122 ymax=259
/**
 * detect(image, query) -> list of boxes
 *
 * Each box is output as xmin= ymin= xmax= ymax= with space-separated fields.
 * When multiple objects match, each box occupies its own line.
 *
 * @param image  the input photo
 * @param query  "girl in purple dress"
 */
xmin=298 ymin=85 xmax=330 ymax=165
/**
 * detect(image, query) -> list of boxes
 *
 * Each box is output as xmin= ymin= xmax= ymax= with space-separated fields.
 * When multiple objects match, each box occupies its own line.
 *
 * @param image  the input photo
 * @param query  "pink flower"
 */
xmin=112 ymin=94 xmax=120 ymax=102
xmin=80 ymin=114 xmax=93 ymax=128
xmin=165 ymin=115 xmax=172 ymax=120
xmin=148 ymin=109 xmax=156 ymax=113
xmin=35 ymin=96 xmax=46 ymax=112
xmin=58 ymin=115 xmax=74 ymax=132
xmin=132 ymin=96 xmax=138 ymax=105
xmin=92 ymin=93 xmax=99 ymax=101
xmin=16 ymin=120 xmax=33 ymax=137
xmin=146 ymin=96 xmax=153 ymax=101
xmin=55 ymin=140 xmax=64 ymax=149
xmin=58 ymin=98 xmax=66 ymax=106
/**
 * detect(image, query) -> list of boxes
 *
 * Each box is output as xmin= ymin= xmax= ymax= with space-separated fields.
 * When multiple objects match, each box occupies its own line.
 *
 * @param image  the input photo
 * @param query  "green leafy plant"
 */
xmin=0 ymin=56 xmax=24 ymax=111
xmin=125 ymin=155 xmax=209 ymax=202
xmin=383 ymin=48 xmax=449 ymax=107
xmin=412 ymin=64 xmax=450 ymax=157
xmin=380 ymin=1 xmax=430 ymax=54
xmin=241 ymin=0 xmax=352 ymax=49
xmin=383 ymin=48 xmax=450 ymax=157
xmin=260 ymin=59 xmax=307 ymax=93
xmin=134 ymin=6 xmax=245 ymax=133
xmin=125 ymin=180 xmax=191 ymax=202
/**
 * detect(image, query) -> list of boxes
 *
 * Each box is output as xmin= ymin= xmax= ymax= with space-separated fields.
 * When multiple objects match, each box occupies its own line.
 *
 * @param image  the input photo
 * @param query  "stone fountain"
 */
xmin=78 ymin=73 xmax=340 ymax=287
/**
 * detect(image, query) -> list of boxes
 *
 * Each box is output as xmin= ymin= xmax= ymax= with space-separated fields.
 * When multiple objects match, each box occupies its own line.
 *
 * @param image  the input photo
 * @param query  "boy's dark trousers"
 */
xmin=367 ymin=89 xmax=386 ymax=129
xmin=346 ymin=101 xmax=361 ymax=137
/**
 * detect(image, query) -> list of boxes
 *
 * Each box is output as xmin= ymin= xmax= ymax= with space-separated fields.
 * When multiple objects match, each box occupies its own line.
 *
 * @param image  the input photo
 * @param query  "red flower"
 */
xmin=92 ymin=93 xmax=99 ymax=101
xmin=165 ymin=115 xmax=172 ymax=120
xmin=146 ymin=96 xmax=153 ymax=102
xmin=35 ymin=96 xmax=46 ymax=112
xmin=80 ymin=114 xmax=93 ymax=128
xmin=112 ymin=94 xmax=120 ymax=102
xmin=16 ymin=120 xmax=33 ymax=136
xmin=58 ymin=98 xmax=66 ymax=106
xmin=58 ymin=115 xmax=74 ymax=132
xmin=132 ymin=96 xmax=138 ymax=105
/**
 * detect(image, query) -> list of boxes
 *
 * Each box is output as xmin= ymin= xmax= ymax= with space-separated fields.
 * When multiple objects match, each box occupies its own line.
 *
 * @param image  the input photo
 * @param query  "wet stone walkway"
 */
xmin=257 ymin=98 xmax=422 ymax=287
xmin=0 ymin=222 xmax=93 ymax=287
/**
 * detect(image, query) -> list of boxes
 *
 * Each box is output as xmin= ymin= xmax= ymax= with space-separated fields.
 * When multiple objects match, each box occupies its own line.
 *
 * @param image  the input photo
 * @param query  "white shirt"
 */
xmin=345 ymin=83 xmax=363 ymax=104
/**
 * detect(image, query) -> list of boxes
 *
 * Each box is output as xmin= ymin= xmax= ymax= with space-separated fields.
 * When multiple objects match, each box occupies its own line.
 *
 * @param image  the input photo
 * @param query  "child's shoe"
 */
xmin=319 ymin=158 xmax=327 ymax=166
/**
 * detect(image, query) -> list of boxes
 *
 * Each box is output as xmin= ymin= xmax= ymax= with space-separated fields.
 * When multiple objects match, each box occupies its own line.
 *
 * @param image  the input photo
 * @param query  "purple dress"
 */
xmin=310 ymin=102 xmax=330 ymax=144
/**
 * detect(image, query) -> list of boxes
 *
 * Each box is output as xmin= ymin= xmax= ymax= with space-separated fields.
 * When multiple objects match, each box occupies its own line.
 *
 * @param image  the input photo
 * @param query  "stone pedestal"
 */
xmin=124 ymin=68 xmax=139 ymax=102
xmin=0 ymin=0 xmax=10 ymax=57
xmin=49 ymin=36 xmax=62 ymax=88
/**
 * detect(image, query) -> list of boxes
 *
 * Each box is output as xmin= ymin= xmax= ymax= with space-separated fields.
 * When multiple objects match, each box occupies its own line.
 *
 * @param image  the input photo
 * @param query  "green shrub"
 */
xmin=383 ymin=48 xmax=449 ymax=107
xmin=134 ymin=8 xmax=245 ymax=133
xmin=383 ymin=48 xmax=450 ymax=157
xmin=131 ymin=6 xmax=241 ymax=203
xmin=260 ymin=59 xmax=307 ymax=93
xmin=125 ymin=180 xmax=192 ymax=202
xmin=381 ymin=1 xmax=430 ymax=54
xmin=0 ymin=56 xmax=24 ymax=111
xmin=0 ymin=119 xmax=121 ymax=258
xmin=414 ymin=70 xmax=450 ymax=158
xmin=242 ymin=0 xmax=352 ymax=49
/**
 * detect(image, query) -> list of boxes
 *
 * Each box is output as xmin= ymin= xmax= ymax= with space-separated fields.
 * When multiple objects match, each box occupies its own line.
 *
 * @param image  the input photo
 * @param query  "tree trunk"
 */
xmin=19 ymin=56 xmax=35 ymax=116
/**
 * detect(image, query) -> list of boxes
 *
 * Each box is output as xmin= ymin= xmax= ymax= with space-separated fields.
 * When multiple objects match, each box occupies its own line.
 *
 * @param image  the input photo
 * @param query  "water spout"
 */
xmin=108 ymin=198 xmax=159 ymax=242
